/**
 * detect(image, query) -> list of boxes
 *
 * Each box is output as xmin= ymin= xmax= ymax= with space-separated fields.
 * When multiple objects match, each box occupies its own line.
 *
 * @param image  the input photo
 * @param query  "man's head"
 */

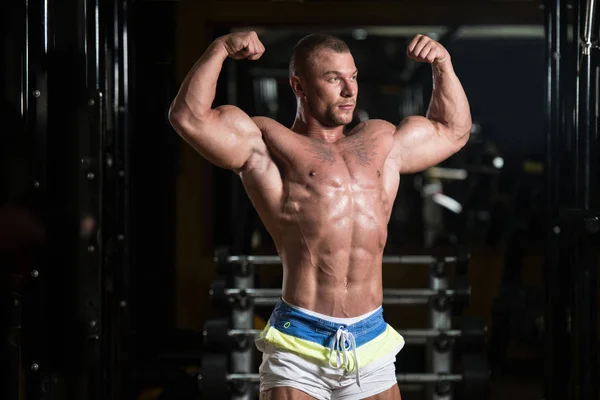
xmin=289 ymin=33 xmax=358 ymax=127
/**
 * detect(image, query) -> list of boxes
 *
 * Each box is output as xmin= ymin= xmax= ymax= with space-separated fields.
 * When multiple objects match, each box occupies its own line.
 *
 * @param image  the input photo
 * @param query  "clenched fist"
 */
xmin=219 ymin=31 xmax=265 ymax=61
xmin=406 ymin=34 xmax=449 ymax=64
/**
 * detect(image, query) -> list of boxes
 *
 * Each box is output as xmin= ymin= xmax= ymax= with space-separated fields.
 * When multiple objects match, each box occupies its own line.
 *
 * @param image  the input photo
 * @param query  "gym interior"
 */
xmin=0 ymin=0 xmax=597 ymax=399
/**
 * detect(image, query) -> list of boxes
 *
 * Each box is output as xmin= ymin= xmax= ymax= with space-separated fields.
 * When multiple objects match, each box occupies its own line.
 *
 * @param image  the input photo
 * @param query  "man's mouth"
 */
xmin=338 ymin=103 xmax=355 ymax=110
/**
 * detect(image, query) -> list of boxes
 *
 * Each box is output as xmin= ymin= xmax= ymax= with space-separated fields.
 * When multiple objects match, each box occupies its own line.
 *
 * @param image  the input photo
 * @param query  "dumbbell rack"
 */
xmin=229 ymin=261 xmax=256 ymax=400
xmin=206 ymin=248 xmax=487 ymax=400
xmin=427 ymin=261 xmax=453 ymax=400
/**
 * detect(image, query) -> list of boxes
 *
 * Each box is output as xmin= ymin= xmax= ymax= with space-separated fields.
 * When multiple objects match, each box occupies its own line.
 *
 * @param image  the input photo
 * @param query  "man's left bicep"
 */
xmin=391 ymin=116 xmax=468 ymax=174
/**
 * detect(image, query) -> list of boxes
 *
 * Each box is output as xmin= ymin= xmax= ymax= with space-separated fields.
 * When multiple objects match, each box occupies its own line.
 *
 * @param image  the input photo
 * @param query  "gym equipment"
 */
xmin=203 ymin=317 xmax=486 ymax=350
xmin=452 ymin=275 xmax=471 ymax=314
xmin=428 ymin=257 xmax=470 ymax=314
xmin=214 ymin=247 xmax=469 ymax=276
xmin=428 ymin=250 xmax=452 ymax=400
xmin=199 ymin=352 xmax=490 ymax=399
xmin=209 ymin=278 xmax=471 ymax=308
xmin=211 ymin=246 xmax=476 ymax=400
xmin=217 ymin=254 xmax=459 ymax=267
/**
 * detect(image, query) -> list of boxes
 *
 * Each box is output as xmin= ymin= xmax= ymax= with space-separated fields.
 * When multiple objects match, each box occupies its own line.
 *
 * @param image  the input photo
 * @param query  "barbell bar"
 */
xmin=224 ymin=372 xmax=463 ymax=383
xmin=209 ymin=278 xmax=470 ymax=309
xmin=250 ymin=296 xmax=432 ymax=306
xmin=203 ymin=317 xmax=486 ymax=350
xmin=220 ymin=254 xmax=459 ymax=265
xmin=219 ymin=288 xmax=469 ymax=298
xmin=199 ymin=352 xmax=490 ymax=398
xmin=227 ymin=327 xmax=464 ymax=338
xmin=213 ymin=247 xmax=470 ymax=277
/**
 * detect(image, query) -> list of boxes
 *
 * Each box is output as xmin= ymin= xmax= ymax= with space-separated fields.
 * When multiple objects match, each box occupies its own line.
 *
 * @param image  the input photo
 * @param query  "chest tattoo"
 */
xmin=305 ymin=139 xmax=336 ymax=165
xmin=342 ymin=133 xmax=378 ymax=166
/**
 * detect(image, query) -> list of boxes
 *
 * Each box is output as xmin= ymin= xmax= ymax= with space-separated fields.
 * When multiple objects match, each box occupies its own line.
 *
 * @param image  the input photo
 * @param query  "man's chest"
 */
xmin=271 ymin=131 xmax=393 ymax=181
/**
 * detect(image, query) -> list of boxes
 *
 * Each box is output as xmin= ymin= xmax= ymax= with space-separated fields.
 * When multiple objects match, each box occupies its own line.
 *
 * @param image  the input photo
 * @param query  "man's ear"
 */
xmin=290 ymin=75 xmax=304 ymax=97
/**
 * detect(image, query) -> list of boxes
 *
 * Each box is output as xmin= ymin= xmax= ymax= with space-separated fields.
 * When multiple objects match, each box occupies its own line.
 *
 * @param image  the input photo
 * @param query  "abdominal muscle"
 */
xmin=274 ymin=182 xmax=388 ymax=318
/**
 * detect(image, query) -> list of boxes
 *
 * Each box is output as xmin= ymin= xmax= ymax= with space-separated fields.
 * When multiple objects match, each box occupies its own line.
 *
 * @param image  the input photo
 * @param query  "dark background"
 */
xmin=1 ymin=0 xmax=593 ymax=399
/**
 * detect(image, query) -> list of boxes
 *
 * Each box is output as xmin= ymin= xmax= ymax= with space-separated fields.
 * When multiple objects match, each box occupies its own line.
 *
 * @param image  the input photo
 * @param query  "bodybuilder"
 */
xmin=169 ymin=31 xmax=471 ymax=400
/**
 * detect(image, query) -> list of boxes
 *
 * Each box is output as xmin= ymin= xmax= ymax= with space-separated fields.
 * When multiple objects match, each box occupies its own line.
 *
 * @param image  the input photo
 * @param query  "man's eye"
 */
xmin=328 ymin=77 xmax=339 ymax=83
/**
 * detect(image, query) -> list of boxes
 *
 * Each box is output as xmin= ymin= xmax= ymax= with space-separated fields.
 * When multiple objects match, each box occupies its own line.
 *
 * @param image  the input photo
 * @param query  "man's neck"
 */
xmin=291 ymin=116 xmax=345 ymax=143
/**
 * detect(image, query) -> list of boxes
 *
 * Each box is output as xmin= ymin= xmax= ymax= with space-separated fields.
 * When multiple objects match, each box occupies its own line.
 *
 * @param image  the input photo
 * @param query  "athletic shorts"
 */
xmin=255 ymin=298 xmax=405 ymax=399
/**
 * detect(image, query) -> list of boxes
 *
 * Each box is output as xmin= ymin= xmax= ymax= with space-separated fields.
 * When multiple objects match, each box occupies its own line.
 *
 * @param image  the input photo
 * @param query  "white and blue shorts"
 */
xmin=255 ymin=298 xmax=405 ymax=399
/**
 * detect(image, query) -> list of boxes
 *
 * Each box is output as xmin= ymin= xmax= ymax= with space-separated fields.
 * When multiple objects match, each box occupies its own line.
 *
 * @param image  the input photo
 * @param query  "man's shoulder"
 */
xmin=360 ymin=119 xmax=396 ymax=135
xmin=251 ymin=116 xmax=302 ymax=144
xmin=252 ymin=116 xmax=288 ymax=132
xmin=251 ymin=115 xmax=274 ymax=126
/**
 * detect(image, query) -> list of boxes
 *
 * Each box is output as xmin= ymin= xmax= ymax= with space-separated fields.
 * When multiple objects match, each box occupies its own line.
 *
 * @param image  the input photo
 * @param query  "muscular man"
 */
xmin=169 ymin=31 xmax=471 ymax=400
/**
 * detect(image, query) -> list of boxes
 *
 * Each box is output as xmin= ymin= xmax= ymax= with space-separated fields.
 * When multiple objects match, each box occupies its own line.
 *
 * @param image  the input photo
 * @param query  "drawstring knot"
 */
xmin=329 ymin=326 xmax=361 ymax=387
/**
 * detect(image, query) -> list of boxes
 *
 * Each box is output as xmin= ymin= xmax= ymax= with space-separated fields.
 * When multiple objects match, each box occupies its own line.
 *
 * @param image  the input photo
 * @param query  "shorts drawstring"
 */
xmin=328 ymin=326 xmax=361 ymax=388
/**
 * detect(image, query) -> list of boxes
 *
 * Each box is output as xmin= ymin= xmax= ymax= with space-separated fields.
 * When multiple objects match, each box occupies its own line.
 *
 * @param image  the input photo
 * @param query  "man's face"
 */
xmin=297 ymin=49 xmax=358 ymax=127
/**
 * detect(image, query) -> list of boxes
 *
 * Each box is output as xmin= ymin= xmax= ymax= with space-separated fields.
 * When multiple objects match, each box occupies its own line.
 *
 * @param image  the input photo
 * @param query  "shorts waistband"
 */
xmin=281 ymin=297 xmax=381 ymax=325
xmin=268 ymin=298 xmax=386 ymax=348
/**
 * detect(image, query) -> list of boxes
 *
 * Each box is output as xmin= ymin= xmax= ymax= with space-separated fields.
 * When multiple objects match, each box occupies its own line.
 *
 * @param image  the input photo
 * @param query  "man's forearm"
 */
xmin=425 ymin=58 xmax=472 ymax=138
xmin=170 ymin=38 xmax=229 ymax=119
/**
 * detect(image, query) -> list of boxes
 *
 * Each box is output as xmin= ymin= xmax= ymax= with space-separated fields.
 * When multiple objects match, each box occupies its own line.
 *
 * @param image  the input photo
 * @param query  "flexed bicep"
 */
xmin=387 ymin=35 xmax=471 ymax=174
xmin=168 ymin=30 xmax=267 ymax=170
xmin=387 ymin=116 xmax=468 ymax=174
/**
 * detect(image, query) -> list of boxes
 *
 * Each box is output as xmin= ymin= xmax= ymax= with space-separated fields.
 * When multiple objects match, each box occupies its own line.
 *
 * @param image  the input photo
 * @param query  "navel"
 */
xmin=344 ymin=277 xmax=348 ymax=287
xmin=377 ymin=170 xmax=381 ymax=178
xmin=309 ymin=171 xmax=316 ymax=177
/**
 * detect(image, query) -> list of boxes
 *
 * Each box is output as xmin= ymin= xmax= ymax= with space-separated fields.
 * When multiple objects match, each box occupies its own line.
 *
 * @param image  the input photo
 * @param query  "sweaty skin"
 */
xmin=169 ymin=32 xmax=471 ymax=320
xmin=243 ymin=118 xmax=398 ymax=317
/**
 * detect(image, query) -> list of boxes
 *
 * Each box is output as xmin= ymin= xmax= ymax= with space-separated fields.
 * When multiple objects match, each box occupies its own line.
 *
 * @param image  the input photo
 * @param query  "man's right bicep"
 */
xmin=169 ymin=104 xmax=262 ymax=170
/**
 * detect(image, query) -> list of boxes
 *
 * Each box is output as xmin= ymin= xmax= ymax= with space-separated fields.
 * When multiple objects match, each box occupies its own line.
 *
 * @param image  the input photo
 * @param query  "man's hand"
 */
xmin=406 ymin=34 xmax=449 ymax=64
xmin=219 ymin=31 xmax=265 ymax=61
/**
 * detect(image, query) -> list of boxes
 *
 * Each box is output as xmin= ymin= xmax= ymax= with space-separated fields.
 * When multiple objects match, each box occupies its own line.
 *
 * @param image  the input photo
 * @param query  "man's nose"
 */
xmin=341 ymin=81 xmax=356 ymax=97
